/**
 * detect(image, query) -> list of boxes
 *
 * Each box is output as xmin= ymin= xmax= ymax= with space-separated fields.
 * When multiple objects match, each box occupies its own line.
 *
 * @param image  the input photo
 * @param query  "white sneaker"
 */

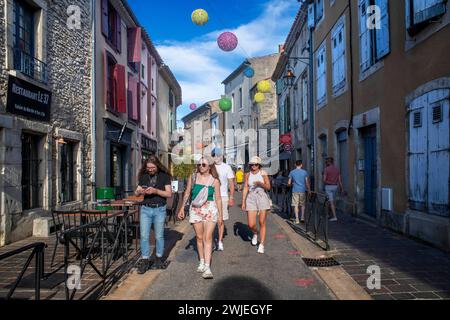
xmin=202 ymin=268 xmax=214 ymax=279
xmin=251 ymin=234 xmax=258 ymax=246
xmin=257 ymin=244 xmax=265 ymax=254
xmin=329 ymin=217 xmax=338 ymax=222
xmin=217 ymin=241 xmax=224 ymax=251
xmin=197 ymin=263 xmax=206 ymax=273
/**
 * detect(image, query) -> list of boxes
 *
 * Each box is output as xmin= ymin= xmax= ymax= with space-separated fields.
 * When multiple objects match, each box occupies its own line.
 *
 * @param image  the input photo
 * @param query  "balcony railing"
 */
xmin=12 ymin=47 xmax=48 ymax=84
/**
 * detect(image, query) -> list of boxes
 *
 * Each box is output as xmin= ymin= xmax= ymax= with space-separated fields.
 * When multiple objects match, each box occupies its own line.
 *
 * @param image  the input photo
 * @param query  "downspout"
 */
xmin=347 ymin=0 xmax=355 ymax=135
xmin=90 ymin=0 xmax=97 ymax=202
xmin=308 ymin=26 xmax=315 ymax=191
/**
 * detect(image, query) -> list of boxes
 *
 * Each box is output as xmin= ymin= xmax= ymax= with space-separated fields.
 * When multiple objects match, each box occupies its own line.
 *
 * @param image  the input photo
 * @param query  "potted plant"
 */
xmin=171 ymin=156 xmax=196 ymax=193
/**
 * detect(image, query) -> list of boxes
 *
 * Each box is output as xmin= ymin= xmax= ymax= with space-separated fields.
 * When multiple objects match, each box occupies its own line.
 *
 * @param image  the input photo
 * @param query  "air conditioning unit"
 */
xmin=382 ymin=188 xmax=393 ymax=211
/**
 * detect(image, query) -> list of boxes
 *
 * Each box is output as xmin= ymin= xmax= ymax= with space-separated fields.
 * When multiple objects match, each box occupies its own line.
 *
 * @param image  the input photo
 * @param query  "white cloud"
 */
xmin=156 ymin=0 xmax=298 ymax=121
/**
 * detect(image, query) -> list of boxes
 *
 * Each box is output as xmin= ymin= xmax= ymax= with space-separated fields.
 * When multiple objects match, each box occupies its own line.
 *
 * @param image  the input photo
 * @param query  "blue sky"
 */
xmin=127 ymin=0 xmax=299 ymax=126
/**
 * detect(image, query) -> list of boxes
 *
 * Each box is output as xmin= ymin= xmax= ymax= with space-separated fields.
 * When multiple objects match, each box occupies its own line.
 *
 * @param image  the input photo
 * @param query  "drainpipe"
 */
xmin=90 ymin=0 xmax=97 ymax=202
xmin=347 ymin=0 xmax=355 ymax=135
xmin=308 ymin=27 xmax=316 ymax=191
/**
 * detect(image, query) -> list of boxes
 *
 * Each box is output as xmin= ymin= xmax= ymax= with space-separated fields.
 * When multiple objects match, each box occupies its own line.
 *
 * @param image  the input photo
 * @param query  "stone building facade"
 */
xmin=0 ymin=0 xmax=93 ymax=246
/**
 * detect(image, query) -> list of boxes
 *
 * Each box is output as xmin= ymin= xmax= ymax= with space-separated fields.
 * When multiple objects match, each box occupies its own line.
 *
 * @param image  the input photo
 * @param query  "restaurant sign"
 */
xmin=6 ymin=75 xmax=52 ymax=122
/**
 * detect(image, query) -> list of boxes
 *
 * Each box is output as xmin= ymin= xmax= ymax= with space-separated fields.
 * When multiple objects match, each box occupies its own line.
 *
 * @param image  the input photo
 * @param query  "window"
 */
xmin=105 ymin=51 xmax=126 ymax=113
xmin=301 ymin=74 xmax=308 ymax=121
xmin=128 ymin=74 xmax=139 ymax=121
xmin=60 ymin=142 xmax=75 ymax=203
xmin=316 ymin=42 xmax=327 ymax=107
xmin=285 ymin=96 xmax=291 ymax=132
xmin=110 ymin=144 xmax=124 ymax=193
xmin=332 ymin=17 xmax=346 ymax=94
xmin=359 ymin=0 xmax=390 ymax=73
xmin=22 ymin=133 xmax=40 ymax=210
xmin=239 ymin=87 xmax=243 ymax=110
xmin=13 ymin=0 xmax=34 ymax=56
xmin=127 ymin=27 xmax=141 ymax=71
xmin=141 ymin=64 xmax=145 ymax=79
xmin=232 ymin=93 xmax=235 ymax=113
xmin=337 ymin=131 xmax=349 ymax=191
xmin=294 ymin=85 xmax=299 ymax=128
xmin=101 ymin=0 xmax=121 ymax=52
xmin=406 ymin=0 xmax=447 ymax=35
xmin=316 ymin=0 xmax=324 ymax=23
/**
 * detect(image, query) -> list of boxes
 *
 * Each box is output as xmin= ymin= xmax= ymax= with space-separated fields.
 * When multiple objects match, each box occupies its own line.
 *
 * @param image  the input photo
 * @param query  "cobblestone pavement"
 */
xmin=140 ymin=204 xmax=334 ymax=300
xmin=273 ymin=193 xmax=450 ymax=300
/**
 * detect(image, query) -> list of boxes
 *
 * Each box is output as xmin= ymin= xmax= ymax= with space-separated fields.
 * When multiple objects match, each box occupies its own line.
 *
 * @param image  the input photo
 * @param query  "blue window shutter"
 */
xmin=359 ymin=0 xmax=371 ymax=71
xmin=375 ymin=0 xmax=390 ymax=60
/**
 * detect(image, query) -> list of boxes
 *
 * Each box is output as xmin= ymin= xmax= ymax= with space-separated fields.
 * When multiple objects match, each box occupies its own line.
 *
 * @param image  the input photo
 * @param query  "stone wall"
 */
xmin=0 ymin=0 xmax=93 ymax=245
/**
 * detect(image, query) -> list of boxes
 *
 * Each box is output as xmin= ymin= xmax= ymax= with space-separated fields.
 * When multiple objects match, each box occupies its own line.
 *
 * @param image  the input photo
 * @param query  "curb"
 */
xmin=271 ymin=212 xmax=372 ymax=300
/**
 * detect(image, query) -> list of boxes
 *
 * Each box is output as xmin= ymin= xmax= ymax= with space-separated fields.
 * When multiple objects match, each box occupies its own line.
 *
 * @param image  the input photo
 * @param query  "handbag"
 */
xmin=191 ymin=176 xmax=214 ymax=208
xmin=184 ymin=174 xmax=196 ymax=215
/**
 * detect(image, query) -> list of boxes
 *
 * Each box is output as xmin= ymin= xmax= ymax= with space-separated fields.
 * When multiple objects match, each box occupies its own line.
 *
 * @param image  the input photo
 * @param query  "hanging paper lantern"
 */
xmin=244 ymin=67 xmax=255 ymax=78
xmin=217 ymin=32 xmax=238 ymax=52
xmin=191 ymin=9 xmax=209 ymax=26
xmin=219 ymin=97 xmax=232 ymax=112
xmin=190 ymin=103 xmax=197 ymax=111
xmin=254 ymin=92 xmax=265 ymax=104
xmin=257 ymin=80 xmax=271 ymax=93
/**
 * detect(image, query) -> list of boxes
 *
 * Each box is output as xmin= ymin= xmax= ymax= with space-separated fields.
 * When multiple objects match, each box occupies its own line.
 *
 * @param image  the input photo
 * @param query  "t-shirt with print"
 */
xmin=289 ymin=168 xmax=309 ymax=193
xmin=138 ymin=172 xmax=171 ymax=205
xmin=215 ymin=162 xmax=234 ymax=198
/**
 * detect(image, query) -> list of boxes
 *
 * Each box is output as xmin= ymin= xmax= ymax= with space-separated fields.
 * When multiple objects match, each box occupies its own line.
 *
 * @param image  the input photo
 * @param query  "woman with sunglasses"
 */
xmin=178 ymin=156 xmax=223 ymax=279
xmin=242 ymin=156 xmax=272 ymax=254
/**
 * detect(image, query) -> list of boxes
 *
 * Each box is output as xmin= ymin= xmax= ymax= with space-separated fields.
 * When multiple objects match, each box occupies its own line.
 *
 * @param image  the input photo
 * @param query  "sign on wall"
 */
xmin=6 ymin=75 xmax=52 ymax=122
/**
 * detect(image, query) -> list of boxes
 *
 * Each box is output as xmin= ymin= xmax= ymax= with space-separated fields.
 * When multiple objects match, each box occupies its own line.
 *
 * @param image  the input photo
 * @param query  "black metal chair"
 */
xmin=50 ymin=210 xmax=81 ymax=268
xmin=166 ymin=192 xmax=180 ymax=226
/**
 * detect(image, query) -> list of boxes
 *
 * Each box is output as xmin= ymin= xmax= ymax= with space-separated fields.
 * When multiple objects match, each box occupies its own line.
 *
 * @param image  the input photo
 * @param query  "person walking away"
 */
xmin=212 ymin=148 xmax=235 ymax=251
xmin=236 ymin=167 xmax=244 ymax=193
xmin=323 ymin=157 xmax=344 ymax=222
xmin=242 ymin=156 xmax=272 ymax=254
xmin=288 ymin=160 xmax=311 ymax=224
xmin=178 ymin=156 xmax=223 ymax=279
xmin=135 ymin=156 xmax=172 ymax=274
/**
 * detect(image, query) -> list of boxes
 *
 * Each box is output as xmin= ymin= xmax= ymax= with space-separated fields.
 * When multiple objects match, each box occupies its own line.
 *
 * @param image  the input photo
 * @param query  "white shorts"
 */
xmin=325 ymin=185 xmax=338 ymax=201
xmin=222 ymin=198 xmax=229 ymax=221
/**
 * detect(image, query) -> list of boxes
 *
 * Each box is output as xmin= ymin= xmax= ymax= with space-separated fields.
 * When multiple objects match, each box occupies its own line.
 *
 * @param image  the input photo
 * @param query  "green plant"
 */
xmin=172 ymin=158 xmax=196 ymax=180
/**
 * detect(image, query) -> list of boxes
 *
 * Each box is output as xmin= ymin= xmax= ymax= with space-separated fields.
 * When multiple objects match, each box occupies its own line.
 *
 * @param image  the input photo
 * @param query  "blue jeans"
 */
xmin=140 ymin=205 xmax=167 ymax=259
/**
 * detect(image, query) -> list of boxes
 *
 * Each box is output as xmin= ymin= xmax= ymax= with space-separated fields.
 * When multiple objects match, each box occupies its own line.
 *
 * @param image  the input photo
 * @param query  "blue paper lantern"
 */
xmin=244 ymin=67 xmax=255 ymax=78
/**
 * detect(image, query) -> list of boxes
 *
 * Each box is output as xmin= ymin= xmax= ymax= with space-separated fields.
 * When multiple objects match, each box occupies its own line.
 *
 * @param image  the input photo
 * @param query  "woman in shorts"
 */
xmin=178 ymin=156 xmax=222 ymax=279
xmin=241 ymin=156 xmax=272 ymax=254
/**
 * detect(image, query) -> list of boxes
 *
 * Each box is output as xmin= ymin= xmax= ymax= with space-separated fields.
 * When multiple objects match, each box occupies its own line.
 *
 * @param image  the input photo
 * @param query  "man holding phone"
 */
xmin=135 ymin=156 xmax=172 ymax=274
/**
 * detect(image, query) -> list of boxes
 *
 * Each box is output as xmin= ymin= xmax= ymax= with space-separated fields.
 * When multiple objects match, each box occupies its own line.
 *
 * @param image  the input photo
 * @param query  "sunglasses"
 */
xmin=250 ymin=164 xmax=259 ymax=167
xmin=197 ymin=163 xmax=209 ymax=168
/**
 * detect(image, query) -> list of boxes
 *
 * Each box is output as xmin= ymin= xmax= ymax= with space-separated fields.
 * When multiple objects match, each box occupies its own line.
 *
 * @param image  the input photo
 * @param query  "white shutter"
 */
xmin=316 ymin=44 xmax=326 ymax=104
xmin=332 ymin=18 xmax=346 ymax=90
xmin=308 ymin=4 xmax=316 ymax=29
xmin=375 ymin=0 xmax=390 ymax=60
xmin=359 ymin=0 xmax=371 ymax=71
xmin=413 ymin=0 xmax=446 ymax=24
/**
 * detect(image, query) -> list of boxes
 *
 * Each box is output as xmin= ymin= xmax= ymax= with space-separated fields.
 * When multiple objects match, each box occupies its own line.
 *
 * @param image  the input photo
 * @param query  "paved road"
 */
xmin=141 ymin=203 xmax=334 ymax=300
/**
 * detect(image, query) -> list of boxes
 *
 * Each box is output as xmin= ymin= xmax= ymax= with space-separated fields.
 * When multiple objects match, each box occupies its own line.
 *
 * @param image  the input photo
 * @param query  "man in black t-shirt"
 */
xmin=135 ymin=157 xmax=172 ymax=274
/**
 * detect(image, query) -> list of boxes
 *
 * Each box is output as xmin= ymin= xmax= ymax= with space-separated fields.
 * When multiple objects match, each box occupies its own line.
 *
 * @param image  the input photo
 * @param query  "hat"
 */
xmin=249 ymin=156 xmax=262 ymax=165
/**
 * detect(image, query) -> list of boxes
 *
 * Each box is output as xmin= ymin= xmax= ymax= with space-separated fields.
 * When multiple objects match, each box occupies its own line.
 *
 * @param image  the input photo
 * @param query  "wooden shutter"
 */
xmin=359 ymin=0 xmax=371 ymax=71
xmin=116 ymin=15 xmax=122 ymax=53
xmin=413 ymin=0 xmax=446 ymax=25
xmin=128 ymin=27 xmax=142 ymax=63
xmin=101 ymin=0 xmax=109 ymax=37
xmin=375 ymin=0 xmax=390 ymax=60
xmin=114 ymin=64 xmax=127 ymax=113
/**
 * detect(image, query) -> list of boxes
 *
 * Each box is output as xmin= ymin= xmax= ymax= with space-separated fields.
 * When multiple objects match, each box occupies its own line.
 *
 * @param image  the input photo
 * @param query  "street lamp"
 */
xmin=283 ymin=68 xmax=296 ymax=87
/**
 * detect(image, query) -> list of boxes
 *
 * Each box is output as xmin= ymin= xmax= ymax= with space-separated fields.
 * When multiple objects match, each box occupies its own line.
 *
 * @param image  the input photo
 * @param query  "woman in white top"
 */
xmin=241 ymin=156 xmax=272 ymax=254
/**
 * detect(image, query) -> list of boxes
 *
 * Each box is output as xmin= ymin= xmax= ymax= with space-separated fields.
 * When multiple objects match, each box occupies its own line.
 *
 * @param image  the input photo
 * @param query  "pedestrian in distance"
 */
xmin=135 ymin=155 xmax=173 ymax=274
xmin=235 ymin=166 xmax=244 ymax=193
xmin=288 ymin=160 xmax=311 ymax=224
xmin=212 ymin=148 xmax=235 ymax=252
xmin=323 ymin=157 xmax=345 ymax=222
xmin=242 ymin=156 xmax=272 ymax=254
xmin=178 ymin=156 xmax=223 ymax=279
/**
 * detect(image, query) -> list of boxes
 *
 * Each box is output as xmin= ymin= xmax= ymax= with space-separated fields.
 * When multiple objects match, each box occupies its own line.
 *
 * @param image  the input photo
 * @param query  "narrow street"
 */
xmin=112 ymin=203 xmax=334 ymax=300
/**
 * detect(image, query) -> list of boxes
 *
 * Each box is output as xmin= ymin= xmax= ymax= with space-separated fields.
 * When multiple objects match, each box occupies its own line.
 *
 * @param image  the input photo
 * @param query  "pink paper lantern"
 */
xmin=190 ymin=103 xmax=197 ymax=111
xmin=217 ymin=32 xmax=238 ymax=52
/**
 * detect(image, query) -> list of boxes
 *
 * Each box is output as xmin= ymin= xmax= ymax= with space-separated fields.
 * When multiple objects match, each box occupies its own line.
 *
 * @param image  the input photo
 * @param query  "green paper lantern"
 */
xmin=257 ymin=80 xmax=271 ymax=93
xmin=219 ymin=97 xmax=232 ymax=112
xmin=254 ymin=92 xmax=265 ymax=104
xmin=191 ymin=9 xmax=209 ymax=26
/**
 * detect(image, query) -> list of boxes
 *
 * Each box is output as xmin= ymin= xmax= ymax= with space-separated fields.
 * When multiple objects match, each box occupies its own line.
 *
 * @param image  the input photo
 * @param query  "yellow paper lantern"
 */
xmin=254 ymin=92 xmax=265 ymax=103
xmin=257 ymin=80 xmax=271 ymax=93
xmin=191 ymin=9 xmax=209 ymax=26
